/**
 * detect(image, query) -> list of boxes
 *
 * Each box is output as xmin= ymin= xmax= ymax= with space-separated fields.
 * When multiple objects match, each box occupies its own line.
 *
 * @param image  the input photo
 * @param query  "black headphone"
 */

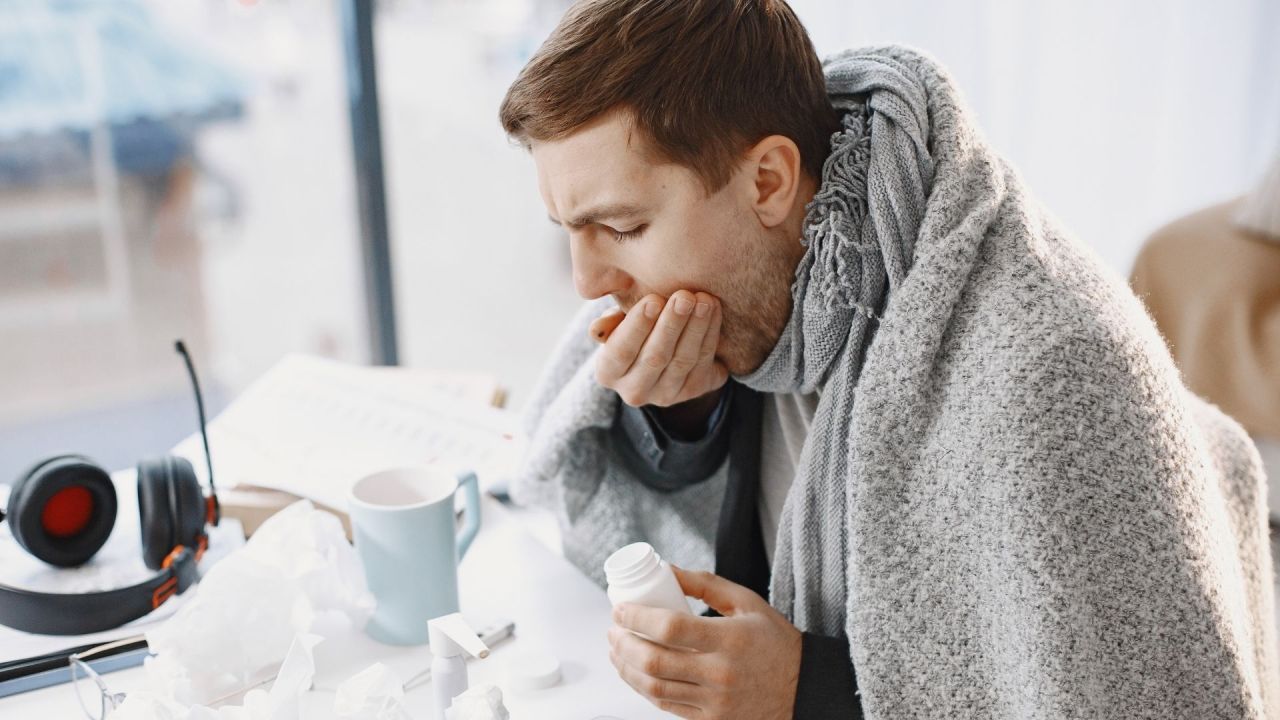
xmin=0 ymin=341 xmax=221 ymax=636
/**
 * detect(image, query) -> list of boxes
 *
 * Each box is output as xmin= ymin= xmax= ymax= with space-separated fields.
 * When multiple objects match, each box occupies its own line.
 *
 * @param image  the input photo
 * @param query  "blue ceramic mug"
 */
xmin=348 ymin=466 xmax=482 ymax=645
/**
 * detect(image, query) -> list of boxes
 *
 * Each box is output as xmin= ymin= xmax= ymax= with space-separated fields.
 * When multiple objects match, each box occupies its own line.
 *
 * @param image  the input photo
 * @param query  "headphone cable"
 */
xmin=174 ymin=340 xmax=219 ymax=522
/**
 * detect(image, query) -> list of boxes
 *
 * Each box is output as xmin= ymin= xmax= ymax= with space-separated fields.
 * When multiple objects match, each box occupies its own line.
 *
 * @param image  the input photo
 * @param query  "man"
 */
xmin=499 ymin=1 xmax=1280 ymax=718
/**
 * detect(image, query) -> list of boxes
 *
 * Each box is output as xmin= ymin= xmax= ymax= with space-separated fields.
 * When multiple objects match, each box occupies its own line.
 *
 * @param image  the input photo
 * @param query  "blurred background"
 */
xmin=1 ymin=0 xmax=1277 ymax=502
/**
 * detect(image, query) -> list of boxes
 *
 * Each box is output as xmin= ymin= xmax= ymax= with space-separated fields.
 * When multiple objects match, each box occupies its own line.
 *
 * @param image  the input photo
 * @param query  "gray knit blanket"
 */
xmin=513 ymin=46 xmax=1280 ymax=718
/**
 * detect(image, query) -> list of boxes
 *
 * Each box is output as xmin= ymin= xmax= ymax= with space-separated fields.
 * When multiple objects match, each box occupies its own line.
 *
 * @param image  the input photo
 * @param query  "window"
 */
xmin=377 ymin=0 xmax=581 ymax=408
xmin=0 ymin=0 xmax=367 ymax=475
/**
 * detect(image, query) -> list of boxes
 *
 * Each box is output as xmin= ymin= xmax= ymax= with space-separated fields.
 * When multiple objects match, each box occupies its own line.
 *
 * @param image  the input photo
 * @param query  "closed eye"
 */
xmin=611 ymin=225 xmax=646 ymax=243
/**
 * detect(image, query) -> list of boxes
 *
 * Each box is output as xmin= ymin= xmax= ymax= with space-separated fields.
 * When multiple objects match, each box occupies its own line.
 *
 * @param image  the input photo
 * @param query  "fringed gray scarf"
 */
xmin=737 ymin=50 xmax=934 ymax=634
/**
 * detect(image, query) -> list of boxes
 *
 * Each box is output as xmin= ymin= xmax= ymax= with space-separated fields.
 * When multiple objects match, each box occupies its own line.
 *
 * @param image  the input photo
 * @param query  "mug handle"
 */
xmin=455 ymin=471 xmax=482 ymax=560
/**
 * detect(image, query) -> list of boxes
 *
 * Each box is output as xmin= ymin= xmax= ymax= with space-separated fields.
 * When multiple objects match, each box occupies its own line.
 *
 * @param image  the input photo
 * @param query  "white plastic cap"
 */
xmin=429 ymin=613 xmax=491 ymax=660
xmin=505 ymin=651 xmax=562 ymax=692
xmin=604 ymin=541 xmax=660 ymax=587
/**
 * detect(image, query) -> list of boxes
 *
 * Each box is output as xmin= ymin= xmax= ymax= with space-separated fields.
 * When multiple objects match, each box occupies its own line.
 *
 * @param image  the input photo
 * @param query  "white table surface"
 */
xmin=1 ymin=490 xmax=667 ymax=719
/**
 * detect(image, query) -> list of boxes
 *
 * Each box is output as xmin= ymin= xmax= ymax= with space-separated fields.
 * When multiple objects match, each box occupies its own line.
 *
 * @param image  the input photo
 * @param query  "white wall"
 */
xmin=790 ymin=0 xmax=1280 ymax=273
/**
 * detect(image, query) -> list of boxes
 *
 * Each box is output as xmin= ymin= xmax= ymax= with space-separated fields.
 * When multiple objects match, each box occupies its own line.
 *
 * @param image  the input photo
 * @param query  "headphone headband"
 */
xmin=0 ymin=547 xmax=198 ymax=635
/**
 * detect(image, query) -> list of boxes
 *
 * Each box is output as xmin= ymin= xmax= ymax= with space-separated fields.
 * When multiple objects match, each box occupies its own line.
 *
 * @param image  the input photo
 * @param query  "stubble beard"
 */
xmin=716 ymin=235 xmax=801 ymax=377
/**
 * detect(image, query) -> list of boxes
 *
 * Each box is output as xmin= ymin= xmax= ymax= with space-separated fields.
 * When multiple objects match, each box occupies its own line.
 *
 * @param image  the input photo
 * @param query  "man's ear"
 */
xmin=745 ymin=135 xmax=804 ymax=229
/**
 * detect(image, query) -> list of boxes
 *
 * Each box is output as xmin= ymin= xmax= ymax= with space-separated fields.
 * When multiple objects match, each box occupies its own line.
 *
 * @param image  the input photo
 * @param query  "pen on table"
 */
xmin=0 ymin=635 xmax=149 ymax=699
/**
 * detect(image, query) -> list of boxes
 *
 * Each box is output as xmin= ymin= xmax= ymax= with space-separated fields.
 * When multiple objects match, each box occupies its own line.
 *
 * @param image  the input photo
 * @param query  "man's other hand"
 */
xmin=591 ymin=291 xmax=729 ymax=409
xmin=608 ymin=566 xmax=802 ymax=719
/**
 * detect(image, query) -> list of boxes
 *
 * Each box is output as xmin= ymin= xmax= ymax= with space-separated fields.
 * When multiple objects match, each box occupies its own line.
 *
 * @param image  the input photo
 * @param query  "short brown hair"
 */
xmin=499 ymin=0 xmax=840 ymax=193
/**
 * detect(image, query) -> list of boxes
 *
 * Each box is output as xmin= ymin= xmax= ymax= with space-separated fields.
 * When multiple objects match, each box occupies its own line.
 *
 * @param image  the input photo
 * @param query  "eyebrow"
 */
xmin=548 ymin=202 xmax=646 ymax=229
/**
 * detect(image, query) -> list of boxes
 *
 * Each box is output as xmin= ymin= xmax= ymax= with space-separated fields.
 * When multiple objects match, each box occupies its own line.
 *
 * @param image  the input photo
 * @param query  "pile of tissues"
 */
xmin=446 ymin=685 xmax=510 ymax=720
xmin=113 ymin=633 xmax=322 ymax=720
xmin=117 ymin=500 xmax=378 ymax=717
xmin=333 ymin=662 xmax=409 ymax=720
xmin=116 ymin=644 xmax=416 ymax=720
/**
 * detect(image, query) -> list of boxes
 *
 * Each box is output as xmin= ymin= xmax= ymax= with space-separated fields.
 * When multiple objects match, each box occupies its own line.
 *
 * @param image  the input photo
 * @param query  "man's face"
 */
xmin=531 ymin=108 xmax=800 ymax=376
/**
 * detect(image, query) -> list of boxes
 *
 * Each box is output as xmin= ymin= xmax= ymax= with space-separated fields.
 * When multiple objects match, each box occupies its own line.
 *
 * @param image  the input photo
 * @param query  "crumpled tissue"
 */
xmin=445 ymin=684 xmax=510 ymax=720
xmin=333 ymin=662 xmax=411 ymax=720
xmin=143 ymin=500 xmax=374 ymax=707
xmin=112 ymin=633 xmax=322 ymax=720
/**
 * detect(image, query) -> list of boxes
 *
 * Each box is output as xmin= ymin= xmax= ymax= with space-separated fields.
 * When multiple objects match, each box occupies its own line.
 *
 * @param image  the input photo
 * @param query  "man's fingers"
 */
xmin=651 ymin=293 xmax=716 ymax=402
xmin=590 ymin=309 xmax=626 ymax=343
xmin=682 ymin=304 xmax=728 ymax=399
xmin=609 ymin=625 xmax=706 ymax=679
xmin=595 ymin=295 xmax=663 ymax=386
xmin=689 ymin=360 xmax=731 ymax=401
xmin=612 ymin=603 xmax=719 ymax=653
xmin=615 ymin=291 xmax=696 ymax=404
xmin=610 ymin=647 xmax=705 ymax=718
xmin=696 ymin=300 xmax=721 ymax=364
xmin=671 ymin=566 xmax=758 ymax=616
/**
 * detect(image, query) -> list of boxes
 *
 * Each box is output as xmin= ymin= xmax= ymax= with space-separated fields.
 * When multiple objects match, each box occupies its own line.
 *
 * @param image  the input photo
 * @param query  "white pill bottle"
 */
xmin=604 ymin=542 xmax=692 ymax=614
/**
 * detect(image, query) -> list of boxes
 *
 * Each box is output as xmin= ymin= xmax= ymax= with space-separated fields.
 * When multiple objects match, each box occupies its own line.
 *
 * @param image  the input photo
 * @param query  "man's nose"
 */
xmin=569 ymin=234 xmax=629 ymax=301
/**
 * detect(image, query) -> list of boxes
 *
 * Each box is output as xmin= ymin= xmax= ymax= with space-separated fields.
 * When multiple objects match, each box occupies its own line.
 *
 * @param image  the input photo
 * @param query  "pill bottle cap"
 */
xmin=604 ymin=541 xmax=661 ymax=587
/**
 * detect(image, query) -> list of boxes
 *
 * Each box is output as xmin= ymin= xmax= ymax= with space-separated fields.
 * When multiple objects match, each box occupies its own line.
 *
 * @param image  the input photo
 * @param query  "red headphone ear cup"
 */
xmin=137 ymin=456 xmax=204 ymax=570
xmin=7 ymin=455 xmax=117 ymax=567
